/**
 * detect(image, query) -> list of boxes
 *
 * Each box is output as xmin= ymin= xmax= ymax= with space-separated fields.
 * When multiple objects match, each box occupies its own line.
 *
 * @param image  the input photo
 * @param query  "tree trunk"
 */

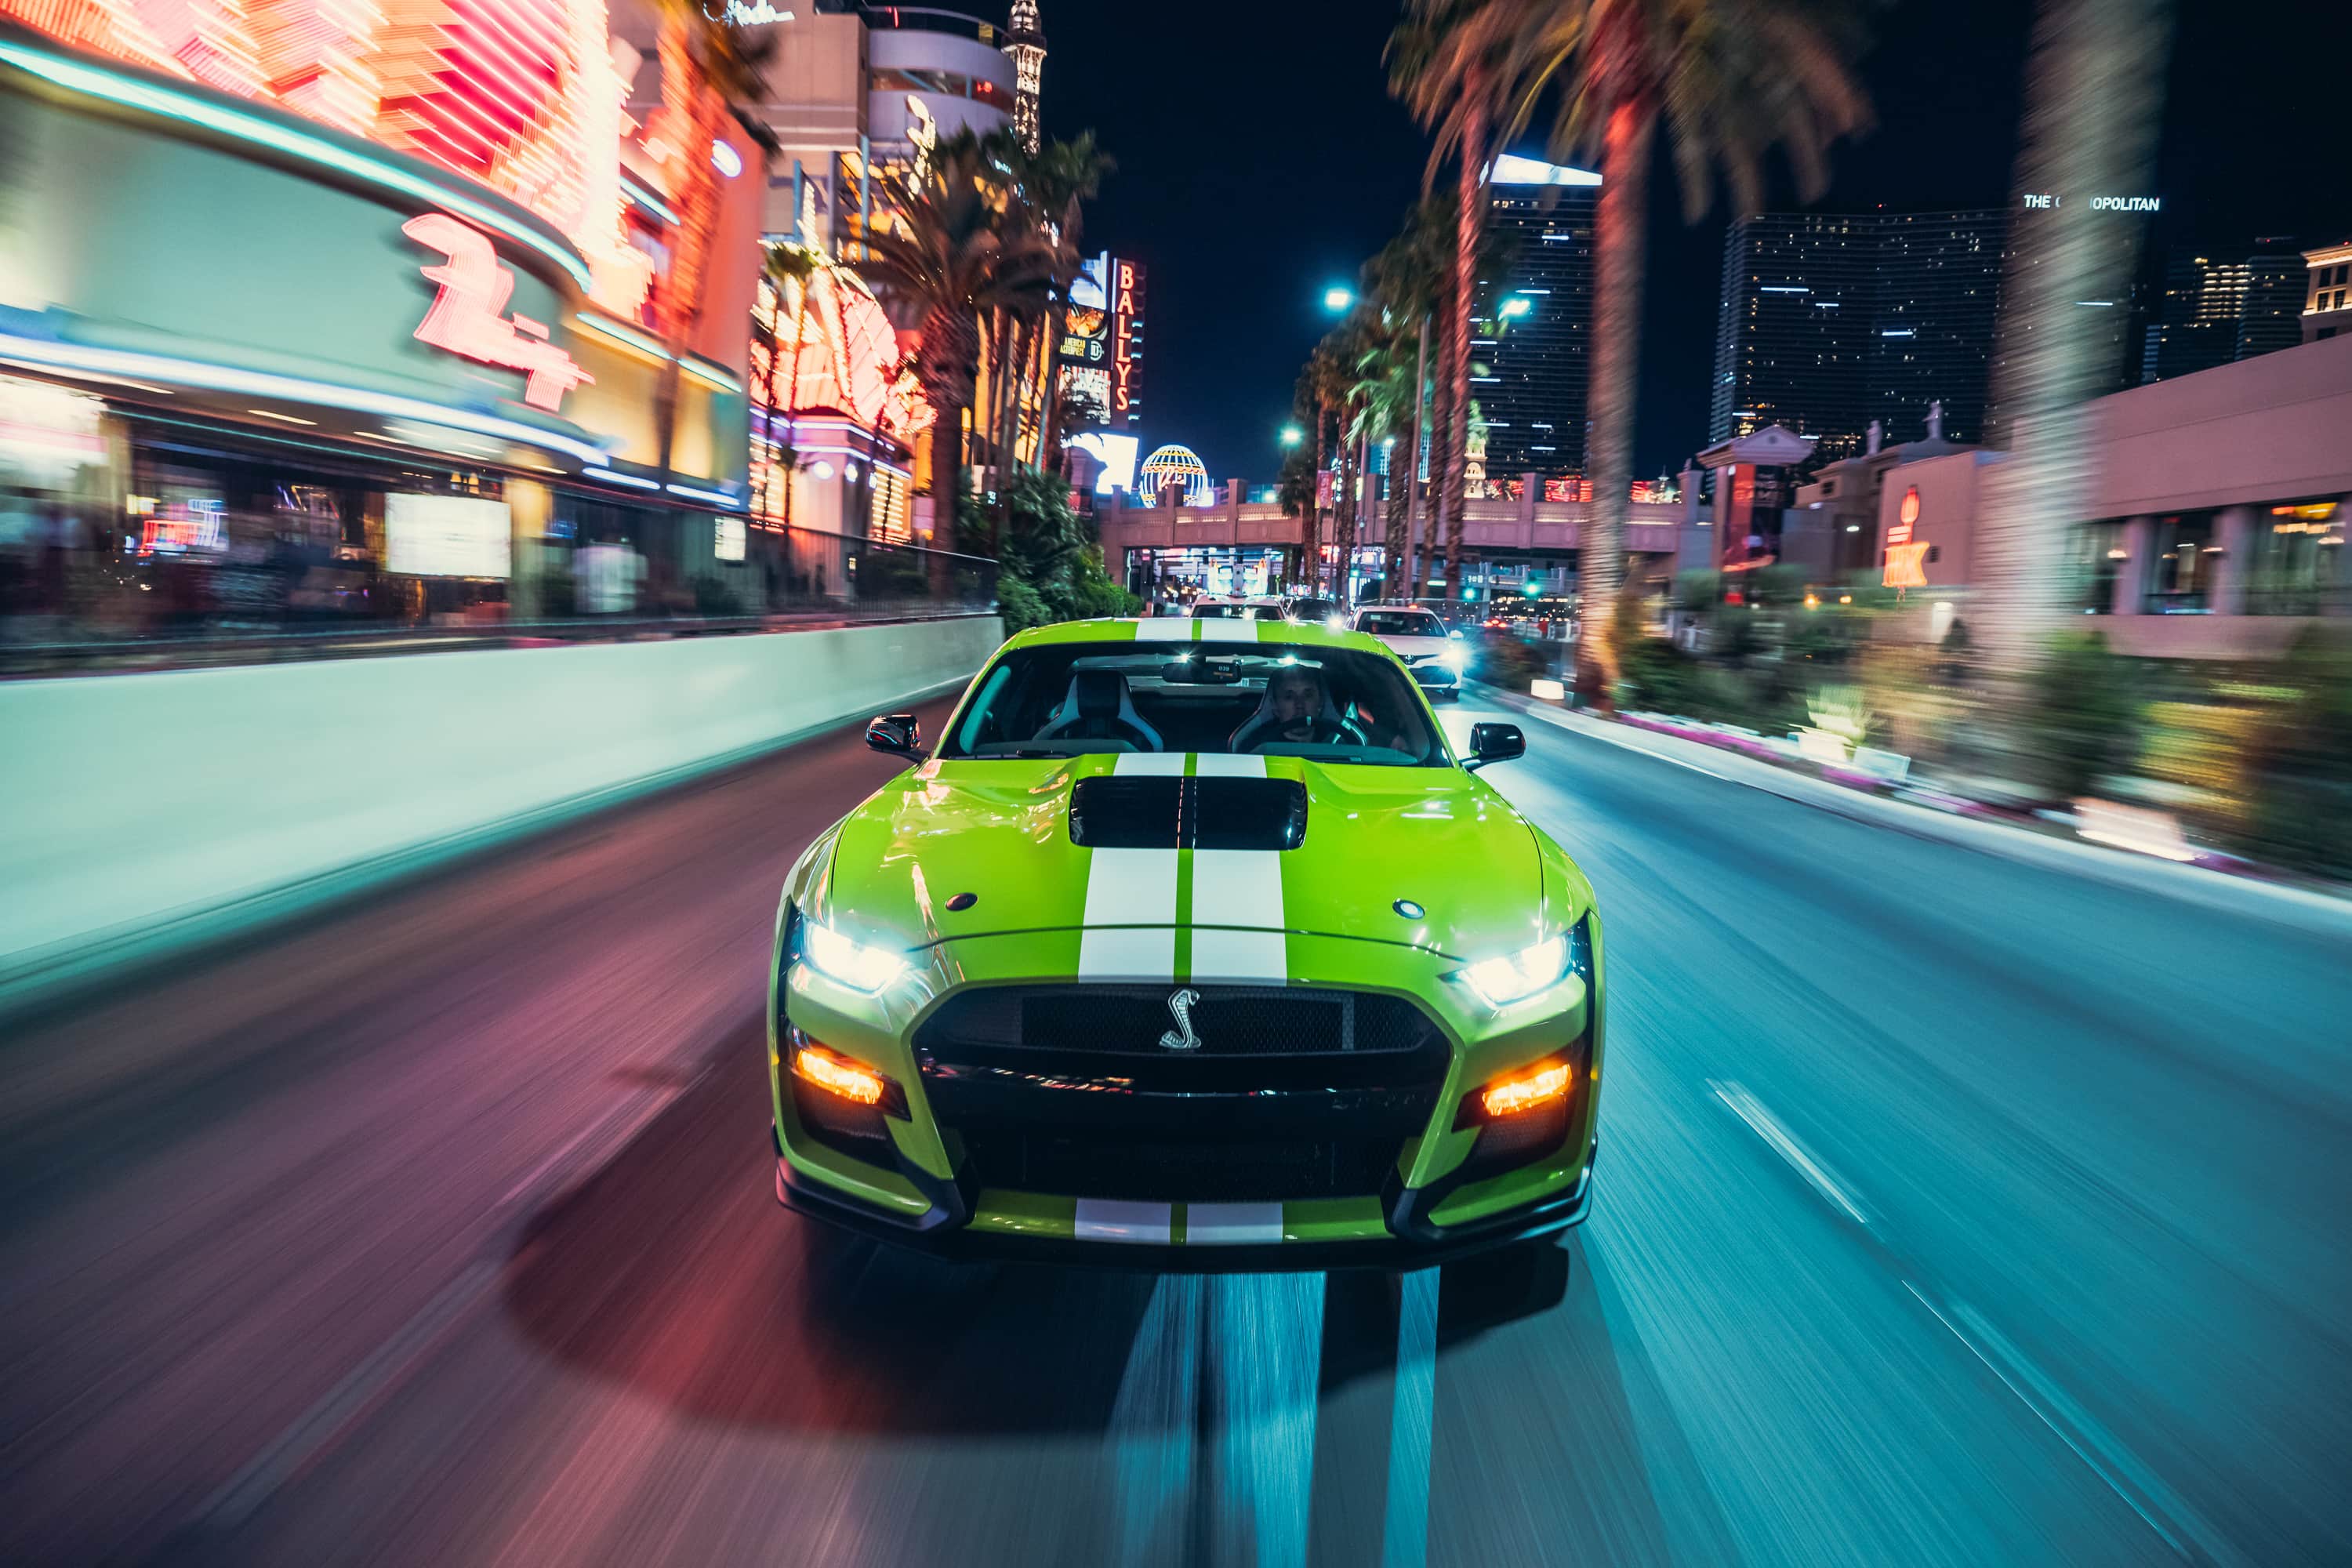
xmin=1305 ymin=397 xmax=1327 ymax=593
xmin=1973 ymin=0 xmax=2170 ymax=673
xmin=1425 ymin=311 xmax=1454 ymax=604
xmin=1397 ymin=314 xmax=1428 ymax=597
xmin=1443 ymin=86 xmax=1485 ymax=604
xmin=1576 ymin=99 xmax=1653 ymax=712
xmin=1038 ymin=296 xmax=1069 ymax=475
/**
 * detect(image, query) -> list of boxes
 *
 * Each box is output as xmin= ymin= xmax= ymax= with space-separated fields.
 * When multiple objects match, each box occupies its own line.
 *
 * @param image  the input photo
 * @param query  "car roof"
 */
xmin=1001 ymin=616 xmax=1394 ymax=657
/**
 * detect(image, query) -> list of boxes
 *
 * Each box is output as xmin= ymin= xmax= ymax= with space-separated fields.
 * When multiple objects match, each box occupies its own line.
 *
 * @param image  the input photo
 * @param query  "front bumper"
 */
xmin=774 ymin=1131 xmax=1595 ymax=1272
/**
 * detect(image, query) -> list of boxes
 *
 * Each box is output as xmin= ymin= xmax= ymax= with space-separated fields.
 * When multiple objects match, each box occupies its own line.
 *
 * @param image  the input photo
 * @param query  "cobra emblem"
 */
xmin=1157 ymin=987 xmax=1204 ymax=1051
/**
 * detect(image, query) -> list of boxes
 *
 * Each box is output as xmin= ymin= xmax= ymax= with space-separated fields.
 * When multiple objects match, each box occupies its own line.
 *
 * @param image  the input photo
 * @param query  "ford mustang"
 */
xmin=768 ymin=616 xmax=1603 ymax=1268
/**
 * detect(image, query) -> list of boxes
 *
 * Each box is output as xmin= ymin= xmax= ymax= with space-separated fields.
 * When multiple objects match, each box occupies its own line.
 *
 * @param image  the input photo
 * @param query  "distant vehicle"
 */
xmin=1353 ymin=604 xmax=1467 ymax=700
xmin=1190 ymin=596 xmax=1287 ymax=621
xmin=1282 ymin=595 xmax=1344 ymax=628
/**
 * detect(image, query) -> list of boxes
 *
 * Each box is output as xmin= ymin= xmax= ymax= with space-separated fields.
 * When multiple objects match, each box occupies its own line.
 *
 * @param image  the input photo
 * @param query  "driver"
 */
xmin=1232 ymin=664 xmax=1364 ymax=750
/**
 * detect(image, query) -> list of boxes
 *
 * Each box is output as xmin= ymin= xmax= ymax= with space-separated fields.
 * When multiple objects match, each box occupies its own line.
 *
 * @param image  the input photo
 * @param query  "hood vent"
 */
xmin=1069 ymin=775 xmax=1308 ymax=851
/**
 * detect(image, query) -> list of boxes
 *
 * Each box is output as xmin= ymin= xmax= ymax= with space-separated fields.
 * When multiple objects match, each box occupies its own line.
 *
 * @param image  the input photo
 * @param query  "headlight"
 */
xmin=1440 ymin=642 xmax=1468 ymax=670
xmin=1455 ymin=932 xmax=1570 ymax=1009
xmin=1326 ymin=614 xmax=1348 ymax=631
xmin=799 ymin=918 xmax=908 ymax=993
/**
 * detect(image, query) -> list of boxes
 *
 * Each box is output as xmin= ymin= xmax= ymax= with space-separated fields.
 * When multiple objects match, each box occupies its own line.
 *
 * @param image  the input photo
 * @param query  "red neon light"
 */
xmin=402 ymin=212 xmax=590 ymax=412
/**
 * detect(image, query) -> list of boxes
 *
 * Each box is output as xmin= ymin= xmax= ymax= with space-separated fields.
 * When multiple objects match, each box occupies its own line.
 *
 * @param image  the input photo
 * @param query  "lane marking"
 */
xmin=1379 ymin=1269 xmax=1440 ymax=1568
xmin=1185 ymin=1202 xmax=1283 ymax=1245
xmin=1075 ymin=1198 xmax=1174 ymax=1243
xmin=1110 ymin=1276 xmax=1205 ymax=1563
xmin=1210 ymin=1273 xmax=1326 ymax=1568
xmin=1904 ymin=1282 xmax=2235 ymax=1564
xmin=1709 ymin=1078 xmax=1871 ymax=1226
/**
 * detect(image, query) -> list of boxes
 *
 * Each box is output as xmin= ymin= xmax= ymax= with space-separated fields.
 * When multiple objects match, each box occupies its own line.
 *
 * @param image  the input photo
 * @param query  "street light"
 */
xmin=1498 ymin=296 xmax=1533 ymax=319
xmin=1280 ymin=425 xmax=1303 ymax=447
xmin=1323 ymin=286 xmax=1355 ymax=313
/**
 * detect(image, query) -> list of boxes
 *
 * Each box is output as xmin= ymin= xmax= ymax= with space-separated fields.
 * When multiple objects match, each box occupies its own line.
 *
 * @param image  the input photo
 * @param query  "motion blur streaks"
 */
xmin=2 ymin=692 xmax=2348 ymax=1566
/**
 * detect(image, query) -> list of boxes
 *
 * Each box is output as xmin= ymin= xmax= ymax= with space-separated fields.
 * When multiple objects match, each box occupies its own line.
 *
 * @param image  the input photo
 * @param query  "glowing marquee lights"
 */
xmin=1111 ymin=258 xmax=1144 ymax=420
xmin=403 ymin=212 xmax=590 ymax=413
xmin=1885 ymin=486 xmax=1928 ymax=590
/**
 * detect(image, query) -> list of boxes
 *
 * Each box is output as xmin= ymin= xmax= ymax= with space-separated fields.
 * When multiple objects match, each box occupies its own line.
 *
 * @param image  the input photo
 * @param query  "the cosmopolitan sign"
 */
xmin=2020 ymin=194 xmax=2161 ymax=212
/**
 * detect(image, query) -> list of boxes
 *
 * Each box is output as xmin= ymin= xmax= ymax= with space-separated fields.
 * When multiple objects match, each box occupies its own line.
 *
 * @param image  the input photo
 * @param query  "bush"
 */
xmin=2021 ymin=630 xmax=2140 ymax=799
xmin=976 ymin=470 xmax=1138 ymax=634
xmin=2241 ymin=630 xmax=2352 ymax=876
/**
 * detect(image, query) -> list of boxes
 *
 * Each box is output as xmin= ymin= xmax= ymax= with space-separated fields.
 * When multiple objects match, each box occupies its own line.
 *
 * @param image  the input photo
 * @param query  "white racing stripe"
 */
xmin=1185 ymin=1202 xmax=1284 ymax=1245
xmin=1134 ymin=618 xmax=1193 ymax=641
xmin=1078 ymin=754 xmax=1185 ymax=979
xmin=1076 ymin=1198 xmax=1174 ymax=1243
xmin=1196 ymin=619 xmax=1260 ymax=643
xmin=1191 ymin=754 xmax=1267 ymax=779
xmin=1115 ymin=751 xmax=1187 ymax=777
xmin=1190 ymin=753 xmax=1286 ymax=979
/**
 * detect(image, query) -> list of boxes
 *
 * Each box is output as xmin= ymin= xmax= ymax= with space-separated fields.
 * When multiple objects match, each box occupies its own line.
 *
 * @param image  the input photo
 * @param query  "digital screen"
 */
xmin=714 ymin=514 xmax=746 ymax=563
xmin=384 ymin=493 xmax=511 ymax=579
xmin=1069 ymin=431 xmax=1139 ymax=495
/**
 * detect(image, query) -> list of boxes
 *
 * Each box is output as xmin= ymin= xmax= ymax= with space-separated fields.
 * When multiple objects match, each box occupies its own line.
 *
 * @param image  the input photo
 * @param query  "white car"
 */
xmin=1352 ymin=605 xmax=1468 ymax=699
xmin=1189 ymin=595 xmax=1286 ymax=621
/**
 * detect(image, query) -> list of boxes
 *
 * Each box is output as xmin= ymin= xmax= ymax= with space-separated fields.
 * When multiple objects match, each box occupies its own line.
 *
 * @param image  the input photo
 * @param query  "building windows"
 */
xmin=2246 ymin=501 xmax=2345 ymax=616
xmin=2146 ymin=511 xmax=2220 ymax=612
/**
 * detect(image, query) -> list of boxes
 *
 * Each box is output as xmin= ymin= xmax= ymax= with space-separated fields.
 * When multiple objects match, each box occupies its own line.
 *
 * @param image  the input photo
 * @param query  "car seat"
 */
xmin=1033 ymin=669 xmax=1164 ymax=750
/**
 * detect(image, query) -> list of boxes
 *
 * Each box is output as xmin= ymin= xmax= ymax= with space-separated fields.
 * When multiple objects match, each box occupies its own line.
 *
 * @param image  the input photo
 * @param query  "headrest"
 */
xmin=1073 ymin=669 xmax=1123 ymax=719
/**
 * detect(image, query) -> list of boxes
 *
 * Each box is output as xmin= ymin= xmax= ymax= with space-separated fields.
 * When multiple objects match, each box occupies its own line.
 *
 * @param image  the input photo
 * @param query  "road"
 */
xmin=2 ymin=690 xmax=2347 ymax=1567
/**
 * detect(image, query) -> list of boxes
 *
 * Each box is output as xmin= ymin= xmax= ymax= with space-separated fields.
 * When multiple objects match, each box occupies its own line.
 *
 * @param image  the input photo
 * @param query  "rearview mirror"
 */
xmin=1465 ymin=721 xmax=1524 ymax=771
xmin=866 ymin=712 xmax=924 ymax=759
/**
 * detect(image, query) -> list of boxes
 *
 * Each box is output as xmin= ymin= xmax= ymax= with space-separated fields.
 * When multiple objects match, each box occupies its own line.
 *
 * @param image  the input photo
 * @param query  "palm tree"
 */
xmin=1018 ymin=132 xmax=1115 ymax=475
xmin=1973 ymin=0 xmax=2170 ymax=673
xmin=758 ymin=242 xmax=818 ymax=530
xmin=861 ymin=130 xmax=1058 ymax=553
xmin=1396 ymin=0 xmax=1870 ymax=706
xmin=647 ymin=3 xmax=771 ymax=503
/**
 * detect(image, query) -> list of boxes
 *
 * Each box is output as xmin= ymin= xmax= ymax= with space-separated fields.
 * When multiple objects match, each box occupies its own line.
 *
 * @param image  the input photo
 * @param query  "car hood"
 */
xmin=1375 ymin=633 xmax=1454 ymax=659
xmin=812 ymin=753 xmax=1548 ymax=964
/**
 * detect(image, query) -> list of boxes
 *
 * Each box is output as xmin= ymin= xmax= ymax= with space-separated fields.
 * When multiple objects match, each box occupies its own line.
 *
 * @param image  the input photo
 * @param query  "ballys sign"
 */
xmin=402 ymin=213 xmax=591 ymax=414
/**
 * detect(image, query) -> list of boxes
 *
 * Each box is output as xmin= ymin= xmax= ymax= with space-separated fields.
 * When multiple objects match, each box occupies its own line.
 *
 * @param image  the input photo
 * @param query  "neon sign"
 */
xmin=1110 ymin=259 xmax=1144 ymax=421
xmin=402 ymin=212 xmax=590 ymax=414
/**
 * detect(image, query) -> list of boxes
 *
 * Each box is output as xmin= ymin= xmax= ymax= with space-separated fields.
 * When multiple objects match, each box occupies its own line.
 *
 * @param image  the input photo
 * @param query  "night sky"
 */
xmin=1040 ymin=0 xmax=2352 ymax=485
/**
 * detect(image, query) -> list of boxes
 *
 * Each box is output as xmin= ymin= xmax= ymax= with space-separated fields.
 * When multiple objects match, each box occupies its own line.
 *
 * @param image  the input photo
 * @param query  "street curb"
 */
xmin=1472 ymin=682 xmax=2352 ymax=938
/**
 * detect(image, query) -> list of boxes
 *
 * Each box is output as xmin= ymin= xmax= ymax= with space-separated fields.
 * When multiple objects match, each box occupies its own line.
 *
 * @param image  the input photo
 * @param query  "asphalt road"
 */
xmin=3 ymin=691 xmax=2347 ymax=1567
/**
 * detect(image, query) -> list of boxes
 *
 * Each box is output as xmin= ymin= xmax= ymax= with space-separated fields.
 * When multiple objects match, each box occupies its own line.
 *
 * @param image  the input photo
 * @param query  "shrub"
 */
xmin=2021 ymin=630 xmax=2140 ymax=799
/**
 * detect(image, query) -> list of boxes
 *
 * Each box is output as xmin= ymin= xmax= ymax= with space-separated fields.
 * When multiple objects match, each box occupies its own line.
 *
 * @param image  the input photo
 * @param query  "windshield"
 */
xmin=945 ymin=642 xmax=1447 ymax=766
xmin=1359 ymin=611 xmax=1445 ymax=637
xmin=1285 ymin=598 xmax=1340 ymax=622
xmin=1189 ymin=602 xmax=1265 ymax=619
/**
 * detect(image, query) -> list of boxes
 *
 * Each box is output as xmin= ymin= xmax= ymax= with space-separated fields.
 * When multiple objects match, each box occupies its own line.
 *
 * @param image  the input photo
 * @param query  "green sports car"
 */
xmin=768 ymin=616 xmax=1603 ymax=1268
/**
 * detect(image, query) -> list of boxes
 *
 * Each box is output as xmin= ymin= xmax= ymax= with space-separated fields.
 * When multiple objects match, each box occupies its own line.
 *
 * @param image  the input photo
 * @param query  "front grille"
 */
xmin=917 ymin=984 xmax=1450 ymax=1203
xmin=956 ymin=1129 xmax=1400 ymax=1202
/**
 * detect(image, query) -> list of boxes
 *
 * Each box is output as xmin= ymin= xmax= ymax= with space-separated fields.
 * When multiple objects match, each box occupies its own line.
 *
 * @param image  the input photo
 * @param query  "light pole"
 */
xmin=1323 ymin=286 xmax=1355 ymax=314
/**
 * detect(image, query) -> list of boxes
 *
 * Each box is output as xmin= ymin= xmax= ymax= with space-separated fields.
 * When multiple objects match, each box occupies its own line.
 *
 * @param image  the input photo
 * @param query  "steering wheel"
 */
xmin=1246 ymin=713 xmax=1368 ymax=751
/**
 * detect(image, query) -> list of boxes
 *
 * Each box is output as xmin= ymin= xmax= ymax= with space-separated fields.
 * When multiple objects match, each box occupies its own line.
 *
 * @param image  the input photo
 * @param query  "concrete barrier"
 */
xmin=0 ymin=615 xmax=1002 ymax=1007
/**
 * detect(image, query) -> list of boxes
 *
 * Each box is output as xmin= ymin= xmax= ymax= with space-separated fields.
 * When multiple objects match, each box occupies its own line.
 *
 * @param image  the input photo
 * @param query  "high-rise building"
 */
xmin=1983 ymin=193 xmax=2159 ymax=441
xmin=2140 ymin=239 xmax=2306 ymax=383
xmin=1004 ymin=0 xmax=1047 ymax=154
xmin=1476 ymin=154 xmax=1599 ymax=480
xmin=1711 ymin=209 xmax=2004 ymax=463
xmin=2300 ymin=239 xmax=2352 ymax=343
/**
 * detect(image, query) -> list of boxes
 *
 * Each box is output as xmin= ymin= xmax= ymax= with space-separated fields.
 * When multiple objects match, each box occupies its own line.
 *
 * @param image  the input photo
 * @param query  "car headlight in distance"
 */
xmin=1326 ymin=614 xmax=1348 ymax=632
xmin=1440 ymin=641 xmax=1468 ymax=670
xmin=800 ymin=918 xmax=908 ymax=993
xmin=1456 ymin=932 xmax=1570 ymax=1009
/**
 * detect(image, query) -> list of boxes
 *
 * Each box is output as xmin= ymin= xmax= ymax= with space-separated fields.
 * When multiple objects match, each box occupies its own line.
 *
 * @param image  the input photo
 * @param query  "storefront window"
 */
xmin=2146 ymin=510 xmax=2218 ymax=613
xmin=2245 ymin=501 xmax=2347 ymax=616
xmin=2074 ymin=519 xmax=2124 ymax=614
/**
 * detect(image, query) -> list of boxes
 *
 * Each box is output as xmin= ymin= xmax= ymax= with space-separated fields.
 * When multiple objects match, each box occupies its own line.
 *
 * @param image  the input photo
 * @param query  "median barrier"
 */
xmin=0 ymin=614 xmax=1002 ymax=1011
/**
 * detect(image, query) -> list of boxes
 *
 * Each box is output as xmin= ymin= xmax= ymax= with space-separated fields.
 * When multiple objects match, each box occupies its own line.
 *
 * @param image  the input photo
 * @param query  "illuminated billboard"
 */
xmin=1068 ymin=430 xmax=1139 ymax=495
xmin=1057 ymin=251 xmax=1142 ymax=428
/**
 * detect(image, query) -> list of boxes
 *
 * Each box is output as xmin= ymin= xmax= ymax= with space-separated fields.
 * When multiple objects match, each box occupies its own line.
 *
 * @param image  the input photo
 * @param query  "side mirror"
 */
xmin=1465 ymin=721 xmax=1524 ymax=771
xmin=866 ymin=712 xmax=924 ymax=759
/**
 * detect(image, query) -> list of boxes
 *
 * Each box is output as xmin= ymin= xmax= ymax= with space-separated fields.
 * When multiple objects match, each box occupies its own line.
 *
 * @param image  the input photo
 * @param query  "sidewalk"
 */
xmin=1476 ymin=684 xmax=2352 ymax=942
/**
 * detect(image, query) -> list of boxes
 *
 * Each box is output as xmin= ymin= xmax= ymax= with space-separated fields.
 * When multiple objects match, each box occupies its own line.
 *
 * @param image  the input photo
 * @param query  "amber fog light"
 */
xmin=1458 ymin=1058 xmax=1573 ymax=1128
xmin=790 ymin=1036 xmax=907 ymax=1117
